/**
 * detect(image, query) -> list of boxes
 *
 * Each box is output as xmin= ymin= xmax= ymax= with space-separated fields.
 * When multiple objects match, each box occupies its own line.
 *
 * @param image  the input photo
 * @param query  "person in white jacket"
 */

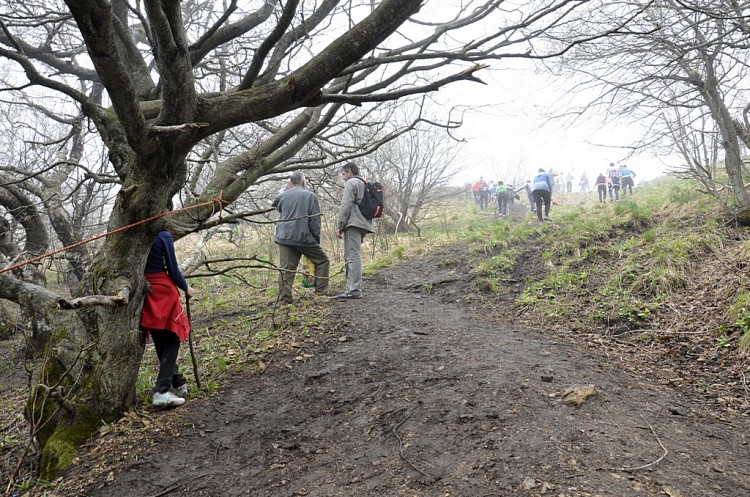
xmin=335 ymin=162 xmax=374 ymax=299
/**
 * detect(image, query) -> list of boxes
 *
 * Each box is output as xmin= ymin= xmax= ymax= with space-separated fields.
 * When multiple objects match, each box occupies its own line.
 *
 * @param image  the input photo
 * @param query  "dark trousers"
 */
xmin=609 ymin=186 xmax=620 ymax=201
xmin=597 ymin=185 xmax=607 ymax=203
xmin=151 ymin=329 xmax=186 ymax=394
xmin=621 ymin=177 xmax=634 ymax=195
xmin=532 ymin=190 xmax=551 ymax=221
xmin=497 ymin=196 xmax=508 ymax=215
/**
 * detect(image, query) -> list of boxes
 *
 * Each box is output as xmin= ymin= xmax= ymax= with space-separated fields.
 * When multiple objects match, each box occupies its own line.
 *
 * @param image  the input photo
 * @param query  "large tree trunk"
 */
xmin=695 ymin=62 xmax=750 ymax=211
xmin=32 ymin=174 xmax=174 ymax=477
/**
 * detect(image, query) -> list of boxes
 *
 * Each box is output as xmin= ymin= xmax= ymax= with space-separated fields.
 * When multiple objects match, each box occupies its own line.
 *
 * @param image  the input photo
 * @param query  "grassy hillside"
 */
xmin=450 ymin=177 xmax=750 ymax=416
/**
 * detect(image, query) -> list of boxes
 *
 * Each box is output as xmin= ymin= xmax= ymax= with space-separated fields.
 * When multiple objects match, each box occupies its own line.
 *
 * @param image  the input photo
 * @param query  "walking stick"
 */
xmin=185 ymin=296 xmax=202 ymax=390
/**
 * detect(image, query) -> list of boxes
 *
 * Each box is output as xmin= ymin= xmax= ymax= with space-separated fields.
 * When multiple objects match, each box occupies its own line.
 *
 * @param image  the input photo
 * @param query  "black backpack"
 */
xmin=355 ymin=178 xmax=384 ymax=219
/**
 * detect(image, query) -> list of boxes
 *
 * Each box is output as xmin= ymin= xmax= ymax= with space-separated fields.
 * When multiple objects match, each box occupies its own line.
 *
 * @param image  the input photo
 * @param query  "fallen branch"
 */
xmin=58 ymin=287 xmax=130 ymax=309
xmin=405 ymin=278 xmax=459 ymax=289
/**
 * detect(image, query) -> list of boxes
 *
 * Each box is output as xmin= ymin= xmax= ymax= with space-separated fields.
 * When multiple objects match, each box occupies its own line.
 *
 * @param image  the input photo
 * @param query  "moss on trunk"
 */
xmin=38 ymin=403 xmax=102 ymax=478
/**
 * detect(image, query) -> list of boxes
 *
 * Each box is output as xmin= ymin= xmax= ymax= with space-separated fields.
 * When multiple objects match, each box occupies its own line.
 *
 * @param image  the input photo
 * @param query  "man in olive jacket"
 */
xmin=272 ymin=172 xmax=330 ymax=303
xmin=335 ymin=162 xmax=374 ymax=299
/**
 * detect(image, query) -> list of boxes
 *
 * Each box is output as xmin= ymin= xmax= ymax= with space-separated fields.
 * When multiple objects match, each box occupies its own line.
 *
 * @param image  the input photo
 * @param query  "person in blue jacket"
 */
xmin=531 ymin=168 xmax=553 ymax=224
xmin=620 ymin=165 xmax=636 ymax=195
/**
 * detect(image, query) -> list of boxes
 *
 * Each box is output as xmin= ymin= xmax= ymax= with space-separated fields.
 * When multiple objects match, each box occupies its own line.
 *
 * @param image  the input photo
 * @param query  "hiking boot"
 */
xmin=544 ymin=216 xmax=552 ymax=221
xmin=153 ymin=391 xmax=185 ymax=408
xmin=174 ymin=384 xmax=188 ymax=397
xmin=334 ymin=291 xmax=362 ymax=299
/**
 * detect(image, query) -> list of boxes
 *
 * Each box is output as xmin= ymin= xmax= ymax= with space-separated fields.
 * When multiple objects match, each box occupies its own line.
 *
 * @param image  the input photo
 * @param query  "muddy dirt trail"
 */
xmin=63 ymin=245 xmax=750 ymax=497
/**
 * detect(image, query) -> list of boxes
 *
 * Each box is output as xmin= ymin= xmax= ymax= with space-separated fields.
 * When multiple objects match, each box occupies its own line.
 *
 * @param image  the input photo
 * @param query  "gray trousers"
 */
xmin=343 ymin=227 xmax=368 ymax=294
xmin=278 ymin=243 xmax=330 ymax=302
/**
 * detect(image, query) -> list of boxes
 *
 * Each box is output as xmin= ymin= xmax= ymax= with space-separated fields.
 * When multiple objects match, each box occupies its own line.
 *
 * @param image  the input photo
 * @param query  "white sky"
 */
xmin=436 ymin=63 xmax=680 ymax=187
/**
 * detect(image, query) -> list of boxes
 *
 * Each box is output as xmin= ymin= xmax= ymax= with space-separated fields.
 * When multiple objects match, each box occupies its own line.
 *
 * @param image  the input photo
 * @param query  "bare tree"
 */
xmin=0 ymin=0 xmax=608 ymax=474
xmin=362 ymin=113 xmax=462 ymax=233
xmin=660 ymin=107 xmax=726 ymax=199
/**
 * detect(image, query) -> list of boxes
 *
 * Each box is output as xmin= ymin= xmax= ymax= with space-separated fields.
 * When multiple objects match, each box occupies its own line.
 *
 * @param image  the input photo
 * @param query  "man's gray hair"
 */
xmin=289 ymin=171 xmax=305 ymax=185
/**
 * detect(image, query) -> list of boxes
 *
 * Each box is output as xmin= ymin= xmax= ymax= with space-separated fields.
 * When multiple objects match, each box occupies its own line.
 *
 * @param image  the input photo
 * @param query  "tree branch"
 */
xmin=57 ymin=287 xmax=130 ymax=309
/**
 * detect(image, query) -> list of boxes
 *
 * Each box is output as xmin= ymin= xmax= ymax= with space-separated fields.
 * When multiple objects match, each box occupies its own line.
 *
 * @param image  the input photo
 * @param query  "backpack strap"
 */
xmin=354 ymin=177 xmax=367 ymax=204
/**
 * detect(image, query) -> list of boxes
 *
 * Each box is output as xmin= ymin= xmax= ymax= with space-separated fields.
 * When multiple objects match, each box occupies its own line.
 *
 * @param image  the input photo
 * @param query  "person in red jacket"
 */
xmin=471 ymin=177 xmax=485 ymax=205
xmin=140 ymin=220 xmax=196 ymax=408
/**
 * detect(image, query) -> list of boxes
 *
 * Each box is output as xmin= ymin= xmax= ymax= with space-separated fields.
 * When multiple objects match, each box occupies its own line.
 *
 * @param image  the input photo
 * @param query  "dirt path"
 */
xmin=63 ymin=245 xmax=750 ymax=497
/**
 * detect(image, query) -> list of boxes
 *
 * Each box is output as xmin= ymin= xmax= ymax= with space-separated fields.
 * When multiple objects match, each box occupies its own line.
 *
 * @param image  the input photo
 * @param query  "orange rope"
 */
xmin=0 ymin=194 xmax=225 ymax=275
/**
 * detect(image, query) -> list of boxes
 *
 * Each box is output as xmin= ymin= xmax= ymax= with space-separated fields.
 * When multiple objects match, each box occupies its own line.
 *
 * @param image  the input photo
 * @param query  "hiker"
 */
xmin=532 ymin=168 xmax=554 ymax=224
xmin=594 ymin=173 xmax=607 ymax=204
xmin=579 ymin=172 xmax=589 ymax=192
xmin=606 ymin=162 xmax=620 ymax=181
xmin=507 ymin=184 xmax=521 ymax=208
xmin=565 ymin=172 xmax=574 ymax=193
xmin=608 ymin=174 xmax=621 ymax=202
xmin=272 ymin=172 xmax=330 ymax=304
xmin=496 ymin=181 xmax=510 ymax=216
xmin=471 ymin=177 xmax=485 ymax=205
xmin=140 ymin=220 xmax=196 ymax=408
xmin=523 ymin=180 xmax=534 ymax=212
xmin=478 ymin=181 xmax=491 ymax=210
xmin=620 ymin=165 xmax=636 ymax=195
xmin=335 ymin=162 xmax=374 ymax=299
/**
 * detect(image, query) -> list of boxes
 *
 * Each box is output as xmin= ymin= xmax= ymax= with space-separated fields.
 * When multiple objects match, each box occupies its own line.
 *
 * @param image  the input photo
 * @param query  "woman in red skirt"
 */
xmin=140 ymin=221 xmax=195 ymax=407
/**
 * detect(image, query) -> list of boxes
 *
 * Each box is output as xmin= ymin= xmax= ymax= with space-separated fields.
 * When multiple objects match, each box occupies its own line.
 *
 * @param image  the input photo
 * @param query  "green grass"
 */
xmin=432 ymin=178 xmax=746 ymax=335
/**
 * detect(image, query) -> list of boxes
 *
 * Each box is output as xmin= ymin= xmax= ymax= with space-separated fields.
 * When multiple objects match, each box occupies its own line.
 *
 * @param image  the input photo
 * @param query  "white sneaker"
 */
xmin=174 ymin=384 xmax=188 ymax=397
xmin=153 ymin=391 xmax=185 ymax=407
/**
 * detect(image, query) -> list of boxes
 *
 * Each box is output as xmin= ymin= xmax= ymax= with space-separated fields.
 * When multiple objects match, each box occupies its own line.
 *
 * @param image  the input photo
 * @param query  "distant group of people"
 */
xmin=470 ymin=173 xmax=551 ymax=224
xmin=470 ymin=162 xmax=638 ymax=225
xmin=471 ymin=177 xmax=523 ymax=216
xmin=594 ymin=163 xmax=637 ymax=203
xmin=471 ymin=178 xmax=493 ymax=210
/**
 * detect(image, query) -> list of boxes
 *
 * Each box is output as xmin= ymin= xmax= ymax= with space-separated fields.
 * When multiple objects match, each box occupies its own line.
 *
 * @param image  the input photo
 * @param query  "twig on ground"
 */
xmin=134 ymin=405 xmax=155 ymax=423
xmin=260 ymin=355 xmax=273 ymax=374
xmin=391 ymin=411 xmax=433 ymax=480
xmin=211 ymin=402 xmax=226 ymax=416
xmin=147 ymin=472 xmax=211 ymax=497
xmin=605 ymin=413 xmax=668 ymax=472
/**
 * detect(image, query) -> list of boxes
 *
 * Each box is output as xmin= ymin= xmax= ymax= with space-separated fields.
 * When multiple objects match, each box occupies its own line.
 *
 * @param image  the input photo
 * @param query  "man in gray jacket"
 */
xmin=272 ymin=172 xmax=330 ymax=303
xmin=335 ymin=162 xmax=374 ymax=299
